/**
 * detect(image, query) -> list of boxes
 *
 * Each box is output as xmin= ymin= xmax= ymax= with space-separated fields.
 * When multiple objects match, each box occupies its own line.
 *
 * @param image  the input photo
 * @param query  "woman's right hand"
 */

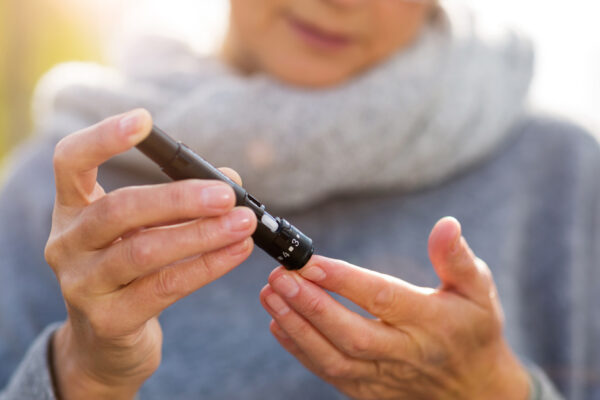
xmin=44 ymin=109 xmax=257 ymax=400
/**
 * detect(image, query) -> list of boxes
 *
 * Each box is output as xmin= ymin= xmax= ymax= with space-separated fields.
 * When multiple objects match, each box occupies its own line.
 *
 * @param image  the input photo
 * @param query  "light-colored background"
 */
xmin=463 ymin=0 xmax=600 ymax=136
xmin=1 ymin=0 xmax=598 ymax=159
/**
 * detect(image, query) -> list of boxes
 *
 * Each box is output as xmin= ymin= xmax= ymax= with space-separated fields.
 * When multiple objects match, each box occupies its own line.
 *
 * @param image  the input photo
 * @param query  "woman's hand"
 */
xmin=45 ymin=109 xmax=257 ymax=400
xmin=260 ymin=217 xmax=531 ymax=400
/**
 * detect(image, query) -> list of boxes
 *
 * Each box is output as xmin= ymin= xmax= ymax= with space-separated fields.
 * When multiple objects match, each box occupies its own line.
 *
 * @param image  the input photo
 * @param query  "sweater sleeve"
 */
xmin=0 ymin=324 xmax=60 ymax=400
xmin=0 ymin=138 xmax=67 ymax=398
xmin=527 ymin=365 xmax=564 ymax=400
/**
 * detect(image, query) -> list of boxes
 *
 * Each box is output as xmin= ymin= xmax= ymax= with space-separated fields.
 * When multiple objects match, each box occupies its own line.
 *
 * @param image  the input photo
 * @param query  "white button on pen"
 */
xmin=261 ymin=214 xmax=279 ymax=233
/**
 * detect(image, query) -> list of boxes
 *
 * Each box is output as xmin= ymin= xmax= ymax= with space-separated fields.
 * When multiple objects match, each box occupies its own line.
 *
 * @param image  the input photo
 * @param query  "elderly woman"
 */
xmin=0 ymin=0 xmax=597 ymax=399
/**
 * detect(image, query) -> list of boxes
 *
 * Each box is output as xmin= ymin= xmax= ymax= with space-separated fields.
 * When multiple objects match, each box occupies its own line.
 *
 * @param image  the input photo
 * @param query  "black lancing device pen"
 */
xmin=136 ymin=126 xmax=314 ymax=270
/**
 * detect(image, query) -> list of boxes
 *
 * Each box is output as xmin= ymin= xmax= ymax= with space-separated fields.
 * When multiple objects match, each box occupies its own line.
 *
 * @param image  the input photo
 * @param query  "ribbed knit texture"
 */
xmin=32 ymin=4 xmax=533 ymax=211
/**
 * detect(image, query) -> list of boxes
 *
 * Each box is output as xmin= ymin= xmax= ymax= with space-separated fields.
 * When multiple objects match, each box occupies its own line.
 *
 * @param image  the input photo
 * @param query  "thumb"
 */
xmin=428 ymin=217 xmax=494 ymax=307
xmin=218 ymin=167 xmax=243 ymax=187
xmin=53 ymin=109 xmax=152 ymax=207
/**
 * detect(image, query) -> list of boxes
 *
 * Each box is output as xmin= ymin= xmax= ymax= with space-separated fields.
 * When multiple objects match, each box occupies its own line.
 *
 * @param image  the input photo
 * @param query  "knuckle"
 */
xmin=422 ymin=341 xmax=452 ymax=367
xmin=323 ymin=359 xmax=352 ymax=379
xmin=302 ymin=296 xmax=326 ymax=318
xmin=194 ymin=219 xmax=221 ymax=245
xmin=370 ymin=283 xmax=396 ymax=317
xmin=97 ymin=192 xmax=126 ymax=225
xmin=476 ymin=258 xmax=493 ymax=282
xmin=74 ymin=216 xmax=101 ymax=248
xmin=381 ymin=359 xmax=420 ymax=382
xmin=44 ymin=245 xmax=56 ymax=267
xmin=344 ymin=334 xmax=372 ymax=358
xmin=44 ymin=237 xmax=63 ymax=268
xmin=52 ymin=138 xmax=70 ymax=170
xmin=196 ymin=253 xmax=219 ymax=282
xmin=153 ymin=268 xmax=181 ymax=299
xmin=87 ymin=307 xmax=114 ymax=338
xmin=59 ymin=273 xmax=87 ymax=305
xmin=354 ymin=380 xmax=384 ymax=400
xmin=286 ymin=320 xmax=312 ymax=340
xmin=127 ymin=235 xmax=154 ymax=268
xmin=168 ymin=182 xmax=189 ymax=210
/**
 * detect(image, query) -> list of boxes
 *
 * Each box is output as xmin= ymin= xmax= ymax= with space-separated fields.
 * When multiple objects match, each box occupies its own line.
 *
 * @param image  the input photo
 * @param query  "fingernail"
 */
xmin=227 ymin=238 xmax=250 ymax=256
xmin=120 ymin=110 xmax=144 ymax=136
xmin=225 ymin=208 xmax=254 ymax=232
xmin=451 ymin=235 xmax=462 ymax=254
xmin=272 ymin=274 xmax=300 ymax=298
xmin=266 ymin=293 xmax=290 ymax=316
xmin=300 ymin=266 xmax=326 ymax=282
xmin=446 ymin=217 xmax=462 ymax=255
xmin=202 ymin=185 xmax=233 ymax=209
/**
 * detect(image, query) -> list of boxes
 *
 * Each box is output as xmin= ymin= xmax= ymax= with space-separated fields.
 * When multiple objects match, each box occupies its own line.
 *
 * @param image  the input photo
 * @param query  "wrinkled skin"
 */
xmin=260 ymin=219 xmax=531 ymax=399
xmin=46 ymin=109 xmax=256 ymax=399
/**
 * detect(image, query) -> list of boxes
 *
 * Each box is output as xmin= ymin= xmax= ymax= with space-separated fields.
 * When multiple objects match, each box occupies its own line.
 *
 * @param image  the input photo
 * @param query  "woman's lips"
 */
xmin=285 ymin=15 xmax=354 ymax=50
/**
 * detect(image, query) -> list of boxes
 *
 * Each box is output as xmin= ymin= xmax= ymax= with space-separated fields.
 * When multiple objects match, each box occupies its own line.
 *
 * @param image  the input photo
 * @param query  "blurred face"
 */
xmin=225 ymin=0 xmax=434 ymax=87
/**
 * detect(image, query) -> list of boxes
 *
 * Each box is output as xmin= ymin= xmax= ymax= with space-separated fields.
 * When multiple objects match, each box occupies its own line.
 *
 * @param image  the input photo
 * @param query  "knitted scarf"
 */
xmin=33 ymin=3 xmax=533 ymax=210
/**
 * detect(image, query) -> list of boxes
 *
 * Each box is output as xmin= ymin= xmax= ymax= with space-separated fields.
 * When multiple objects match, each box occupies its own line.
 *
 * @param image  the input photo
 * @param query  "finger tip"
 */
xmin=122 ymin=108 xmax=153 ymax=145
xmin=230 ymin=237 xmax=254 ymax=264
xmin=135 ymin=107 xmax=152 ymax=121
xmin=433 ymin=216 xmax=461 ymax=239
xmin=440 ymin=216 xmax=461 ymax=231
xmin=303 ymin=255 xmax=332 ymax=272
xmin=429 ymin=217 xmax=462 ymax=258
xmin=268 ymin=266 xmax=286 ymax=282
xmin=130 ymin=108 xmax=152 ymax=127
xmin=246 ymin=237 xmax=256 ymax=251
xmin=298 ymin=264 xmax=327 ymax=283
xmin=217 ymin=184 xmax=237 ymax=210
xmin=237 ymin=206 xmax=259 ymax=232
xmin=218 ymin=167 xmax=243 ymax=186
xmin=305 ymin=254 xmax=324 ymax=266
xmin=140 ymin=113 xmax=154 ymax=139
xmin=259 ymin=283 xmax=271 ymax=297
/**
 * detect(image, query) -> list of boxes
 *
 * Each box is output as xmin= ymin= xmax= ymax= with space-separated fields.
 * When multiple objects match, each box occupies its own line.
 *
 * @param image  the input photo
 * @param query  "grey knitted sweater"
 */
xmin=0 ymin=115 xmax=598 ymax=399
xmin=0 ymin=4 xmax=598 ymax=397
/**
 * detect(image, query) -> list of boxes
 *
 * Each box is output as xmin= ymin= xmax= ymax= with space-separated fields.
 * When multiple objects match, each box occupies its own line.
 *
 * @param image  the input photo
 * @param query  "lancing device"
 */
xmin=136 ymin=126 xmax=314 ymax=270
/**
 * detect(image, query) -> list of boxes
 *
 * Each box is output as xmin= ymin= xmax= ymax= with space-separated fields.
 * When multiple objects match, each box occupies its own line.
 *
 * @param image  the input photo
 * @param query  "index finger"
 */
xmin=298 ymin=256 xmax=434 ymax=324
xmin=53 ymin=109 xmax=152 ymax=207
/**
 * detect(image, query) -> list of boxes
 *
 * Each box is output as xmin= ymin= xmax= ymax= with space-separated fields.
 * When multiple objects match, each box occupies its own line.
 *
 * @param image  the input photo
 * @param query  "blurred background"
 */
xmin=0 ymin=0 xmax=598 ymax=160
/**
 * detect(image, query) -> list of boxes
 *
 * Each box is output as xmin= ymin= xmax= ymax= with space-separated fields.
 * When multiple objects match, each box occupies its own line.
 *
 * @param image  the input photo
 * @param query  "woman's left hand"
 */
xmin=260 ymin=217 xmax=531 ymax=400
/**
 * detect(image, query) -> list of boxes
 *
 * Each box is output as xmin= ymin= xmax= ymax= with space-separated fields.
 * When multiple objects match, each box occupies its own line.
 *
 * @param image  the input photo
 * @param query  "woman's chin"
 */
xmin=262 ymin=61 xmax=357 ymax=89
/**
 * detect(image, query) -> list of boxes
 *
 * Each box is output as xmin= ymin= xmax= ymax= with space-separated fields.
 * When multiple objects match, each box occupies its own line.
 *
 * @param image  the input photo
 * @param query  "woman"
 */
xmin=0 ymin=0 xmax=597 ymax=399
